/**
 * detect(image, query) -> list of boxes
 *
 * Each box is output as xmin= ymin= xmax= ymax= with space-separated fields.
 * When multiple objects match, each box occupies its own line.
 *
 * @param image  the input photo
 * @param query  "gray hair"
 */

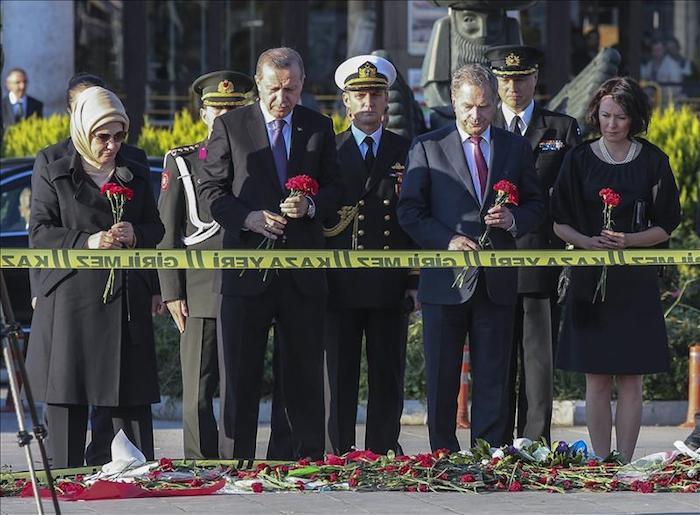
xmin=450 ymin=64 xmax=498 ymax=102
xmin=255 ymin=47 xmax=305 ymax=79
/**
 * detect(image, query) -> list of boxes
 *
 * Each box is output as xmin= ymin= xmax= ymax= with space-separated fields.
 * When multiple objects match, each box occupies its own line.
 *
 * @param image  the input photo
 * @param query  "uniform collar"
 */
xmin=501 ymin=100 xmax=535 ymax=129
xmin=350 ymin=123 xmax=383 ymax=148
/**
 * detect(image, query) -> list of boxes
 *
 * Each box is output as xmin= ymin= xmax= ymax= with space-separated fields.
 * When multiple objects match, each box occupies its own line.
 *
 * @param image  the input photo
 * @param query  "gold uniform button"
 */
xmin=358 ymin=200 xmax=365 ymax=206
xmin=383 ymin=230 xmax=390 ymax=236
xmin=383 ymin=199 xmax=390 ymax=206
xmin=383 ymin=245 xmax=390 ymax=250
xmin=384 ymin=214 xmax=391 ymax=221
xmin=358 ymin=214 xmax=365 ymax=221
xmin=358 ymin=230 xmax=365 ymax=236
xmin=357 ymin=245 xmax=364 ymax=250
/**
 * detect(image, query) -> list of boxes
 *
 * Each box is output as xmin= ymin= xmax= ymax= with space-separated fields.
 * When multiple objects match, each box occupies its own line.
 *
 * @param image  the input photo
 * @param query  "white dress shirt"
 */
xmin=501 ymin=100 xmax=534 ymax=135
xmin=260 ymin=102 xmax=292 ymax=158
xmin=350 ymin=123 xmax=383 ymax=158
xmin=455 ymin=124 xmax=492 ymax=205
xmin=8 ymin=91 xmax=28 ymax=119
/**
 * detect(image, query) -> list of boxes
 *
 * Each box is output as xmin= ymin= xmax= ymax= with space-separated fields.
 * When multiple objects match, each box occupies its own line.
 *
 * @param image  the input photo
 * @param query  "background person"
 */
xmin=552 ymin=77 xmax=681 ymax=462
xmin=2 ymin=67 xmax=43 ymax=126
xmin=198 ymin=47 xmax=342 ymax=460
xmin=26 ymin=86 xmax=164 ymax=467
xmin=324 ymin=55 xmax=416 ymax=455
xmin=397 ymin=64 xmax=544 ymax=451
xmin=486 ymin=45 xmax=581 ymax=444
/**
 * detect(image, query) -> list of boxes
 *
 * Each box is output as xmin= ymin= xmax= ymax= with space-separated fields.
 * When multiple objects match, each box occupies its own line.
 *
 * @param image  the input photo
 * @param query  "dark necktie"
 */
xmin=15 ymin=101 xmax=24 ymax=122
xmin=468 ymin=135 xmax=488 ymax=199
xmin=270 ymin=119 xmax=288 ymax=188
xmin=363 ymin=136 xmax=375 ymax=173
xmin=512 ymin=115 xmax=522 ymax=136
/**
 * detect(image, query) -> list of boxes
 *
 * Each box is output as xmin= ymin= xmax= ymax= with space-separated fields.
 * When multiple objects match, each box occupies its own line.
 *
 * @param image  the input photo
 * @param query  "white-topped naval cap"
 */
xmin=334 ymin=54 xmax=397 ymax=91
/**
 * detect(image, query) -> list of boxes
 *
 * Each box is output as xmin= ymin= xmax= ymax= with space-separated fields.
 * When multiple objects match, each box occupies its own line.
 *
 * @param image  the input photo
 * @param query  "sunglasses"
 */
xmin=93 ymin=131 xmax=127 ymax=144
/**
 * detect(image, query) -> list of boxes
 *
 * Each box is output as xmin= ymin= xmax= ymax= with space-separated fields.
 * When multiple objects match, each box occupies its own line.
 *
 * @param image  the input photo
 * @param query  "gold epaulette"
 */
xmin=168 ymin=143 xmax=200 ymax=157
xmin=323 ymin=205 xmax=359 ymax=238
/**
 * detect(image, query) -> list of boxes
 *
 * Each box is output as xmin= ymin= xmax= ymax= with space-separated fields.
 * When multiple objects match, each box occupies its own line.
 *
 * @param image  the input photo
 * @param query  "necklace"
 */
xmin=598 ymin=138 xmax=637 ymax=164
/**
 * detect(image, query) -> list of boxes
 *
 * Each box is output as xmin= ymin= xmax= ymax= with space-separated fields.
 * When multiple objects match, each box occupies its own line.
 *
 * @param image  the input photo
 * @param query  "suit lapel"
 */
xmin=246 ymin=105 xmax=282 ymax=194
xmin=493 ymin=108 xmax=507 ymax=130
xmin=287 ymin=107 xmax=310 ymax=184
xmin=439 ymin=127 xmax=479 ymax=204
xmin=338 ymin=130 xmax=367 ymax=197
xmin=524 ymin=105 xmax=547 ymax=151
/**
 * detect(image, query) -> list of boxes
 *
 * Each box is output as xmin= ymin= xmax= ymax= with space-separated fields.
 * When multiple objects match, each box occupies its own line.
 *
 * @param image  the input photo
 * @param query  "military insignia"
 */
xmin=161 ymin=170 xmax=170 ymax=191
xmin=218 ymin=80 xmax=235 ymax=94
xmin=198 ymin=147 xmax=208 ymax=160
xmin=505 ymin=53 xmax=521 ymax=67
xmin=358 ymin=62 xmax=378 ymax=78
xmin=389 ymin=162 xmax=406 ymax=196
xmin=538 ymin=139 xmax=565 ymax=152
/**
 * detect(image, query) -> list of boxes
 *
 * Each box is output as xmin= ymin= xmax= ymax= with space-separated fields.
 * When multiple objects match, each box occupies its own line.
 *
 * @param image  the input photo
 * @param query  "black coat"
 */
xmin=157 ymin=141 xmax=223 ymax=318
xmin=493 ymin=105 xmax=581 ymax=293
xmin=26 ymin=150 xmax=164 ymax=406
xmin=198 ymin=102 xmax=342 ymax=297
xmin=2 ymin=94 xmax=43 ymax=126
xmin=325 ymin=128 xmax=416 ymax=309
xmin=30 ymin=139 xmax=154 ymax=298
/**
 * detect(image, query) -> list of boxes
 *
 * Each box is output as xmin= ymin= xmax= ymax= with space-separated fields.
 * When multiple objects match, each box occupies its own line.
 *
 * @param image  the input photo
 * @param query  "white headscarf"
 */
xmin=70 ymin=86 xmax=130 ymax=169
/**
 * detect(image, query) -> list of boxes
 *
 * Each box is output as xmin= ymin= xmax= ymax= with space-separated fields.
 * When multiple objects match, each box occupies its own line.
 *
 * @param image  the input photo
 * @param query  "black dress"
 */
xmin=552 ymin=139 xmax=681 ymax=374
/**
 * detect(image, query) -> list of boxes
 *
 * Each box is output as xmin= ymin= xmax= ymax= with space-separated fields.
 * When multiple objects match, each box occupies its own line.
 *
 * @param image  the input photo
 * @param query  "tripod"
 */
xmin=1 ymin=271 xmax=61 ymax=514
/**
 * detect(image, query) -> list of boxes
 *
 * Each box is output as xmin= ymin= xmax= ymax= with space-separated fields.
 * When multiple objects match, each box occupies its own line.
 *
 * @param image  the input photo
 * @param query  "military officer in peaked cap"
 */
xmin=324 ymin=55 xmax=418 ymax=455
xmin=157 ymin=71 xmax=258 ymax=459
xmin=485 ymin=45 xmax=581 ymax=444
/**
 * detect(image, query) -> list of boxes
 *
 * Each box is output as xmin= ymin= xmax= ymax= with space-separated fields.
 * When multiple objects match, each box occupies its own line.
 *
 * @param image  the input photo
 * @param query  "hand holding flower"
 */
xmin=280 ymin=194 xmax=309 ymax=218
xmin=109 ymin=221 xmax=135 ymax=247
xmin=600 ymin=229 xmax=628 ymax=249
xmin=484 ymin=204 xmax=514 ymax=230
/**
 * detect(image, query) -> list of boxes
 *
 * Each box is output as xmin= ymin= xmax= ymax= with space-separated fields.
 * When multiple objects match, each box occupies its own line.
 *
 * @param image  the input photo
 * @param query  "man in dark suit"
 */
xmin=198 ymin=47 xmax=342 ymax=460
xmin=323 ymin=55 xmax=417 ymax=455
xmin=485 ymin=45 xmax=582 ymax=444
xmin=3 ymin=68 xmax=43 ymax=126
xmin=397 ymin=63 xmax=544 ymax=451
xmin=29 ymin=73 xmax=160 ymax=466
xmin=157 ymin=70 xmax=256 ymax=459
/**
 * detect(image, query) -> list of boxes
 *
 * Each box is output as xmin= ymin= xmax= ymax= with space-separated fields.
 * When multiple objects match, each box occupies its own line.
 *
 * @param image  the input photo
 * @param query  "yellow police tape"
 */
xmin=1 ymin=248 xmax=699 ymax=270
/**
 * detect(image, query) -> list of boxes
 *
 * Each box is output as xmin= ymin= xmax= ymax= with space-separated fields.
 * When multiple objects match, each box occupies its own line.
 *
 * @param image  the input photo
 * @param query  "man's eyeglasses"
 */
xmin=93 ymin=131 xmax=127 ymax=144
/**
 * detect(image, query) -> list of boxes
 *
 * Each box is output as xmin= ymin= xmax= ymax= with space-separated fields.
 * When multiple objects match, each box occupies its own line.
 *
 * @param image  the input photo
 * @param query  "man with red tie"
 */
xmin=397 ymin=64 xmax=544 ymax=451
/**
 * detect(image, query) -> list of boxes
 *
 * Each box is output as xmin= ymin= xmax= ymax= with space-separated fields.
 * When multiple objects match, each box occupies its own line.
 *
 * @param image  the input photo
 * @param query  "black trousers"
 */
xmin=422 ymin=277 xmax=515 ymax=451
xmin=84 ymin=407 xmax=114 ymax=465
xmin=46 ymin=404 xmax=153 ymax=468
xmin=180 ymin=317 xmax=220 ymax=459
xmin=504 ymin=295 xmax=560 ymax=443
xmin=220 ymin=272 xmax=325 ymax=460
xmin=326 ymin=307 xmax=407 ymax=455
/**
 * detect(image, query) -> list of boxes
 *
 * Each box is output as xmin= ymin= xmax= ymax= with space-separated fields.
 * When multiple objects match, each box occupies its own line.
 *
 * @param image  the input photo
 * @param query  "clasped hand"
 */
xmin=244 ymin=195 xmax=308 ymax=239
xmin=448 ymin=235 xmax=481 ymax=251
xmin=87 ymin=221 xmax=135 ymax=249
xmin=588 ymin=229 xmax=628 ymax=250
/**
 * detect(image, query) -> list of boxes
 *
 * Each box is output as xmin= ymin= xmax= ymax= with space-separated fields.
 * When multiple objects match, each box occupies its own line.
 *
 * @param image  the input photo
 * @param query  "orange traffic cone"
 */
xmin=681 ymin=345 xmax=700 ymax=428
xmin=456 ymin=340 xmax=471 ymax=429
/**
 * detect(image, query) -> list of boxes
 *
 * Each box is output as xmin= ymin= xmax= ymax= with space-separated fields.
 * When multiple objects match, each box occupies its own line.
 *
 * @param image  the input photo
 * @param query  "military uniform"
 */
xmin=157 ymin=71 xmax=255 ymax=459
xmin=486 ymin=46 xmax=582 ymax=443
xmin=324 ymin=56 xmax=417 ymax=455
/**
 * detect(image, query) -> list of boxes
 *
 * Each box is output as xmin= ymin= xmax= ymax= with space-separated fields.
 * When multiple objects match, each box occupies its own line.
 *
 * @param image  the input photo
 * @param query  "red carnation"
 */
xmin=159 ymin=457 xmax=174 ymax=471
xmin=599 ymin=187 xmax=621 ymax=207
xmin=493 ymin=179 xmax=519 ymax=206
xmin=593 ymin=186 xmax=621 ymax=302
xmin=460 ymin=473 xmax=476 ymax=483
xmin=251 ymin=482 xmax=263 ymax=493
xmin=325 ymin=454 xmax=345 ymax=466
xmin=508 ymin=481 xmax=523 ymax=492
xmin=285 ymin=174 xmax=319 ymax=197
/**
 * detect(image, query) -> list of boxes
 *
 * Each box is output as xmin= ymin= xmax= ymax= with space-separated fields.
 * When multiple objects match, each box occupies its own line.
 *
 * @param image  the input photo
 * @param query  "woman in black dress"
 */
xmin=27 ymin=87 xmax=164 ymax=467
xmin=552 ymin=77 xmax=681 ymax=461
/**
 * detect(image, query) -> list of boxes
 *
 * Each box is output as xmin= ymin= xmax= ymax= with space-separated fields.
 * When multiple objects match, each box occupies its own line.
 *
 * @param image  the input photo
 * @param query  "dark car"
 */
xmin=0 ymin=157 xmax=164 ymax=329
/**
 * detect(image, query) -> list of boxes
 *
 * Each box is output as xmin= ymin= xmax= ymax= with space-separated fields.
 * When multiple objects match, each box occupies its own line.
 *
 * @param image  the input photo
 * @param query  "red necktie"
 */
xmin=468 ymin=135 xmax=488 ymax=198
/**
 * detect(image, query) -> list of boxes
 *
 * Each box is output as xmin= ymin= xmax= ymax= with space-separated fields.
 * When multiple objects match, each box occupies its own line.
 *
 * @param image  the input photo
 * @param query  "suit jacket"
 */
xmin=325 ymin=127 xmax=415 ymax=309
xmin=30 ymin=139 xmax=155 ymax=299
xmin=493 ymin=105 xmax=581 ymax=293
xmin=397 ymin=124 xmax=544 ymax=306
xmin=2 ymin=94 xmax=43 ymax=126
xmin=198 ymin=102 xmax=342 ymax=297
xmin=157 ymin=141 xmax=223 ymax=318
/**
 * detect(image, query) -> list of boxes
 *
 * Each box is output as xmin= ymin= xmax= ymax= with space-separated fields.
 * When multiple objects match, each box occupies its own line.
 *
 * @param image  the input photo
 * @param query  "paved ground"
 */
xmin=1 ymin=413 xmax=698 ymax=514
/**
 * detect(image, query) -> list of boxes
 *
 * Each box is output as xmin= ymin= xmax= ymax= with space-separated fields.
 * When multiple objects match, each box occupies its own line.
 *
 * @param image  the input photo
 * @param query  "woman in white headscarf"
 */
xmin=27 ymin=87 xmax=164 ymax=468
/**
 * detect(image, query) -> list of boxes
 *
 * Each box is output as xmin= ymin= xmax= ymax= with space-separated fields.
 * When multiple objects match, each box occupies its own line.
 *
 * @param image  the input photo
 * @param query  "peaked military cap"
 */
xmin=484 ymin=45 xmax=544 ymax=77
xmin=334 ymin=55 xmax=397 ymax=91
xmin=192 ymin=70 xmax=255 ymax=107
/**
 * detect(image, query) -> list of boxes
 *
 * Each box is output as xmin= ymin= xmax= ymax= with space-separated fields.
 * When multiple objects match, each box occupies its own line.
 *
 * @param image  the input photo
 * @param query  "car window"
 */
xmin=0 ymin=171 xmax=32 ymax=234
